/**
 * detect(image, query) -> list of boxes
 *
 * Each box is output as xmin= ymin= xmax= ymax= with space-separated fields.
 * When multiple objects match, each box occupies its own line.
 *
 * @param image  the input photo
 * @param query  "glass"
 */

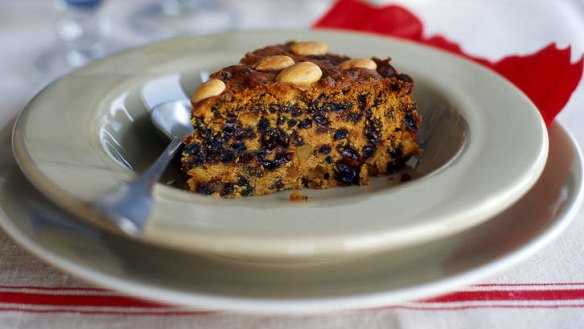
xmin=33 ymin=0 xmax=123 ymax=81
xmin=128 ymin=0 xmax=239 ymax=40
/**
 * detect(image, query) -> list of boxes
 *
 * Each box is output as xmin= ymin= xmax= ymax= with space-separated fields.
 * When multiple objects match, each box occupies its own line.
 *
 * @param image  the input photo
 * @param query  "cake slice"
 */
xmin=181 ymin=41 xmax=421 ymax=197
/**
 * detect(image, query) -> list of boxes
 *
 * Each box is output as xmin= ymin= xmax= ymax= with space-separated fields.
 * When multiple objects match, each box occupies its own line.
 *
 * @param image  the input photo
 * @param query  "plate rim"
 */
xmin=1 ymin=121 xmax=580 ymax=314
xmin=11 ymin=30 xmax=549 ymax=260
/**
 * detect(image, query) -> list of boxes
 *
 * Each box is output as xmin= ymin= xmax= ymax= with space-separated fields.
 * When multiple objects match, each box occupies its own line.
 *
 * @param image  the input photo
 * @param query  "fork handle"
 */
xmin=94 ymin=136 xmax=183 ymax=235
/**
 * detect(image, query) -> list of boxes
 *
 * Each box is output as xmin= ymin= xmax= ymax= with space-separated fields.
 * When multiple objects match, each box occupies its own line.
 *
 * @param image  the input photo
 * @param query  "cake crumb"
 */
xmin=400 ymin=173 xmax=412 ymax=182
xmin=289 ymin=190 xmax=308 ymax=202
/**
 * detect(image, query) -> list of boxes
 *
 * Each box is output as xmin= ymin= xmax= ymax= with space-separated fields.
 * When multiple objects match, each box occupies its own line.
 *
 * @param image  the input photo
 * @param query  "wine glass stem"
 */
xmin=57 ymin=3 xmax=104 ymax=67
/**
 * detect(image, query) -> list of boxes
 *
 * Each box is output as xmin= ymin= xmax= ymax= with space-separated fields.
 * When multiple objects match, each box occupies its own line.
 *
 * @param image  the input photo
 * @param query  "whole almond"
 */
xmin=339 ymin=58 xmax=377 ymax=70
xmin=254 ymin=55 xmax=295 ymax=71
xmin=290 ymin=41 xmax=328 ymax=56
xmin=296 ymin=144 xmax=313 ymax=160
xmin=192 ymin=79 xmax=226 ymax=103
xmin=276 ymin=62 xmax=322 ymax=86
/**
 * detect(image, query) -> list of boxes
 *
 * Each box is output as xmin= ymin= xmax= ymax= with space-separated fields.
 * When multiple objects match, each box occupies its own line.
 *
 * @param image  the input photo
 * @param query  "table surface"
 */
xmin=1 ymin=0 xmax=584 ymax=328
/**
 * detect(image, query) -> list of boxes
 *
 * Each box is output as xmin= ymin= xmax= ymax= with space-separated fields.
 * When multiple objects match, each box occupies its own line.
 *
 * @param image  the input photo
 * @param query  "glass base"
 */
xmin=32 ymin=40 xmax=126 ymax=83
xmin=128 ymin=1 xmax=238 ymax=40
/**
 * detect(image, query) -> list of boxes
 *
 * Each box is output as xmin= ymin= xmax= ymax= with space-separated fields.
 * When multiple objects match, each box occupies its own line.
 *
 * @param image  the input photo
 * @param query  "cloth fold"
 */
xmin=314 ymin=0 xmax=584 ymax=125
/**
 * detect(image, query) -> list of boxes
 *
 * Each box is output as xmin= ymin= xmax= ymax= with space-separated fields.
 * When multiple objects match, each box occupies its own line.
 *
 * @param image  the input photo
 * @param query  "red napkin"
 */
xmin=314 ymin=0 xmax=584 ymax=125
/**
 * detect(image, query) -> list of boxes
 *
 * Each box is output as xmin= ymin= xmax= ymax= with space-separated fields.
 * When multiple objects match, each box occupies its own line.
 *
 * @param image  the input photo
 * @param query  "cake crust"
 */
xmin=181 ymin=41 xmax=420 ymax=197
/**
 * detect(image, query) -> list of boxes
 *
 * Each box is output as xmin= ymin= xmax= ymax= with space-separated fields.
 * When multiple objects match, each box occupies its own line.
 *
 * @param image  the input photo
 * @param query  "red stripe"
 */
xmin=6 ymin=301 xmax=584 ymax=315
xmin=0 ymin=285 xmax=106 ymax=292
xmin=474 ymin=283 xmax=584 ymax=287
xmin=2 ymin=283 xmax=584 ymax=292
xmin=3 ymin=304 xmax=584 ymax=316
xmin=0 ymin=291 xmax=167 ymax=308
xmin=424 ymin=289 xmax=584 ymax=303
xmin=0 ymin=307 xmax=215 ymax=316
xmin=378 ymin=304 xmax=584 ymax=311
xmin=2 ymin=286 xmax=584 ymax=312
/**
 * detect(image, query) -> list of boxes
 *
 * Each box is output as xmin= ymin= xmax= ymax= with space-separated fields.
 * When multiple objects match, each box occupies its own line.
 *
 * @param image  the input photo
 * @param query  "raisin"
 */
xmin=325 ymin=156 xmax=333 ymax=164
xmin=221 ymin=183 xmax=234 ymax=196
xmin=193 ymin=119 xmax=212 ymax=138
xmin=387 ymin=161 xmax=404 ymax=173
xmin=298 ymin=118 xmax=312 ymax=129
xmin=313 ymin=113 xmax=329 ymax=127
xmin=325 ymin=102 xmax=352 ymax=113
xmin=236 ymin=177 xmax=249 ymax=187
xmin=385 ymin=107 xmax=395 ymax=120
xmin=225 ymin=113 xmax=237 ymax=123
xmin=208 ymin=136 xmax=225 ymax=153
xmin=258 ymin=117 xmax=270 ymax=132
xmin=357 ymin=94 xmax=367 ymax=106
xmin=231 ymin=141 xmax=246 ymax=153
xmin=220 ymin=71 xmax=232 ymax=80
xmin=245 ymin=166 xmax=264 ymax=177
xmin=185 ymin=143 xmax=206 ymax=166
xmin=249 ymin=106 xmax=262 ymax=115
xmin=185 ymin=143 xmax=202 ymax=156
xmin=287 ymin=119 xmax=298 ymax=128
xmin=290 ymin=131 xmax=304 ymax=146
xmin=323 ymin=172 xmax=330 ymax=180
xmin=258 ymin=152 xmax=293 ymax=171
xmin=398 ymin=73 xmax=413 ymax=84
xmin=363 ymin=145 xmax=376 ymax=159
xmin=319 ymin=145 xmax=331 ymax=155
xmin=269 ymin=104 xmax=283 ymax=113
xmin=338 ymin=145 xmax=360 ymax=162
xmin=347 ymin=112 xmax=362 ymax=123
xmin=390 ymin=147 xmax=402 ymax=159
xmin=377 ymin=60 xmax=397 ymax=78
xmin=363 ymin=109 xmax=372 ymax=118
xmin=238 ymin=152 xmax=254 ymax=164
xmin=202 ymin=136 xmax=227 ymax=164
xmin=290 ymin=105 xmax=303 ymax=117
xmin=334 ymin=129 xmax=348 ymax=140
xmin=221 ymin=150 xmax=235 ymax=163
xmin=222 ymin=119 xmax=241 ymax=139
xmin=233 ymin=127 xmax=256 ymax=140
xmin=211 ymin=107 xmax=221 ymax=118
xmin=311 ymin=55 xmax=328 ymax=61
xmin=276 ymin=116 xmax=286 ymax=125
xmin=334 ymin=162 xmax=359 ymax=185
xmin=270 ymin=178 xmax=285 ymax=190
xmin=261 ymin=128 xmax=290 ymax=150
xmin=196 ymin=182 xmax=216 ymax=195
xmin=241 ymin=184 xmax=255 ymax=196
xmin=365 ymin=119 xmax=382 ymax=145
xmin=403 ymin=111 xmax=418 ymax=131
xmin=374 ymin=95 xmax=386 ymax=107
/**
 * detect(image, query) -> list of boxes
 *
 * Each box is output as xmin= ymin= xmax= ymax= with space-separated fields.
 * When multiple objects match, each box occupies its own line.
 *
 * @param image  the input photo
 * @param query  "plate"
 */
xmin=1 ymin=122 xmax=580 ymax=313
xmin=12 ymin=31 xmax=548 ymax=260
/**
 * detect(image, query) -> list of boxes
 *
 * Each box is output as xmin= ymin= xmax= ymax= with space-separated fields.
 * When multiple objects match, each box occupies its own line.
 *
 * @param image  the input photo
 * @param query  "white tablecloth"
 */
xmin=1 ymin=0 xmax=584 ymax=328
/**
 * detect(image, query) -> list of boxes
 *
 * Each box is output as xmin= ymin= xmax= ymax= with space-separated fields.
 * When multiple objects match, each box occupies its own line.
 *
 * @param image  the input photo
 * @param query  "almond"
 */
xmin=192 ymin=79 xmax=226 ymax=103
xmin=254 ymin=55 xmax=295 ymax=71
xmin=290 ymin=41 xmax=328 ymax=56
xmin=276 ymin=62 xmax=322 ymax=86
xmin=339 ymin=58 xmax=377 ymax=70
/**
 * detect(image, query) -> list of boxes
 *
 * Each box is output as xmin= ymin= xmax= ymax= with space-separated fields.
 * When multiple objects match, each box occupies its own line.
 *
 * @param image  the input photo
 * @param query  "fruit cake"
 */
xmin=181 ymin=41 xmax=421 ymax=197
